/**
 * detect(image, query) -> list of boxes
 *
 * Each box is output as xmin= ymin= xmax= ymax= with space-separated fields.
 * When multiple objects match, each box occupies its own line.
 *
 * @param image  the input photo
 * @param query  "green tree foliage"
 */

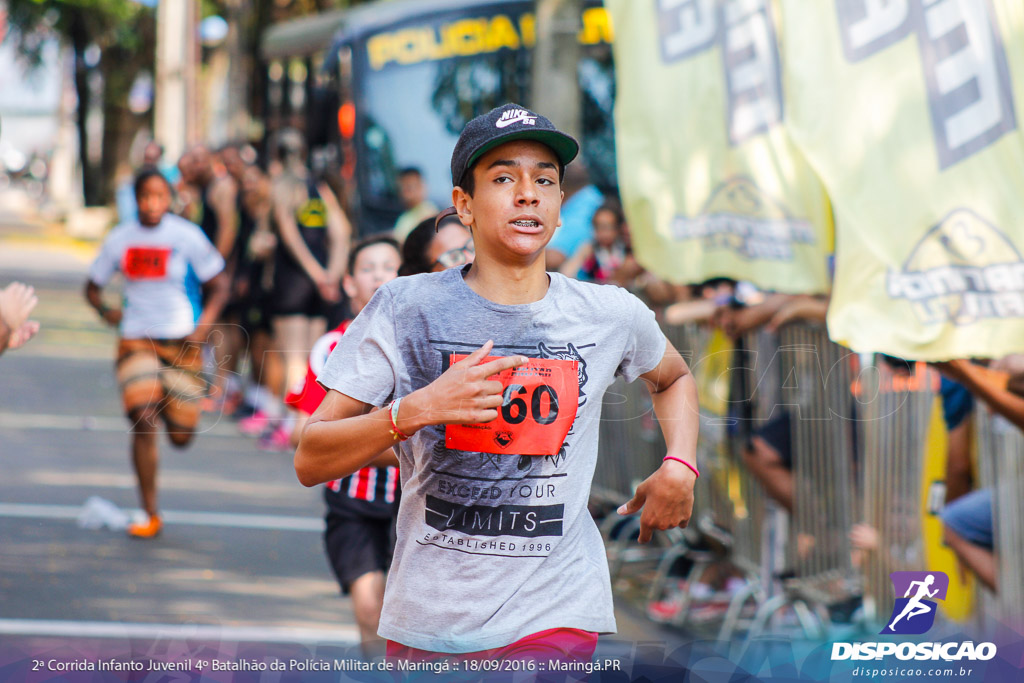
xmin=5 ymin=0 xmax=155 ymax=205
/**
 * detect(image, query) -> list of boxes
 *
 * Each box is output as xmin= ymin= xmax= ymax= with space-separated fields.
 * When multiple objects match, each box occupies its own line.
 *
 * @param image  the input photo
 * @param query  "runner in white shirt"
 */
xmin=85 ymin=167 xmax=229 ymax=538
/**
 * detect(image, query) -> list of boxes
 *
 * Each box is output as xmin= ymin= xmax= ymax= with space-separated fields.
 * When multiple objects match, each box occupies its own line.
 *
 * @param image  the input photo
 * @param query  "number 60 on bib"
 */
xmin=445 ymin=355 xmax=579 ymax=456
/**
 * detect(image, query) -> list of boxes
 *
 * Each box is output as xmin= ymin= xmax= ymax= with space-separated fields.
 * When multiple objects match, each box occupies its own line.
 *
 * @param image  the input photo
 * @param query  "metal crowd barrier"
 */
xmin=651 ymin=325 xmax=772 ymax=637
xmin=975 ymin=405 xmax=1024 ymax=630
xmin=592 ymin=318 xmax=1024 ymax=639
xmin=744 ymin=324 xmax=861 ymax=641
xmin=847 ymin=361 xmax=937 ymax=626
xmin=597 ymin=369 xmax=669 ymax=578
xmin=605 ymin=323 xmax=777 ymax=638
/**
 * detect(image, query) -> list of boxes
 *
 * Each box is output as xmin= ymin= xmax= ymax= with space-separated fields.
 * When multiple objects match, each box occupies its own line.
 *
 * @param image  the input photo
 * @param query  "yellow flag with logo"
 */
xmin=780 ymin=0 xmax=1024 ymax=360
xmin=606 ymin=0 xmax=833 ymax=294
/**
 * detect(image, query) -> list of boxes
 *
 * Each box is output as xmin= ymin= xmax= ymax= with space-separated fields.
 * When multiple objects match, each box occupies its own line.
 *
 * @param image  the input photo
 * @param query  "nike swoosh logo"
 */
xmin=495 ymin=116 xmax=536 ymax=128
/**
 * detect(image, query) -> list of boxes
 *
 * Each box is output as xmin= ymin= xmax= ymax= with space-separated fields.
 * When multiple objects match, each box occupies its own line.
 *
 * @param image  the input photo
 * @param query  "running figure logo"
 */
xmin=882 ymin=571 xmax=949 ymax=635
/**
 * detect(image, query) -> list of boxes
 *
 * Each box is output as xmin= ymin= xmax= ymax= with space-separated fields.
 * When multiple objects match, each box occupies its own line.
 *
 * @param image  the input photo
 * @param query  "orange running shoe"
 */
xmin=127 ymin=515 xmax=163 ymax=538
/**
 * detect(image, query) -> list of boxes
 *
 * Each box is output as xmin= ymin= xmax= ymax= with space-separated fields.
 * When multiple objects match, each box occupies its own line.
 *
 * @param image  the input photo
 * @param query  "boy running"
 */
xmin=86 ymin=167 xmax=229 ymax=538
xmin=284 ymin=236 xmax=402 ymax=654
xmin=295 ymin=104 xmax=698 ymax=659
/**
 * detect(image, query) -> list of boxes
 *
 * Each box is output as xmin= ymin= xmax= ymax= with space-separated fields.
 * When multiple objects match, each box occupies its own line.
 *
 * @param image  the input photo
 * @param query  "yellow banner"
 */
xmin=606 ymin=0 xmax=833 ymax=294
xmin=780 ymin=0 xmax=1024 ymax=360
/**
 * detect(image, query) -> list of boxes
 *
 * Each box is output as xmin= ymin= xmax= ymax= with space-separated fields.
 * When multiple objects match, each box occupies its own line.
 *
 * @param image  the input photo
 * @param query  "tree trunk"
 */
xmin=98 ymin=14 xmax=155 ymax=204
xmin=531 ymin=0 xmax=583 ymax=138
xmin=68 ymin=10 xmax=99 ymax=205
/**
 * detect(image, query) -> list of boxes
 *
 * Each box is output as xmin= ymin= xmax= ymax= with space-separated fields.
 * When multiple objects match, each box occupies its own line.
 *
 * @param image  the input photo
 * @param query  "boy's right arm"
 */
xmin=294 ymin=340 xmax=526 ymax=486
xmin=294 ymin=391 xmax=402 ymax=485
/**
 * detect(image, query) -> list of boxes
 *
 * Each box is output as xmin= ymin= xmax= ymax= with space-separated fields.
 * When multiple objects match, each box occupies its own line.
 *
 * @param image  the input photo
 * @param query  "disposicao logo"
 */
xmin=882 ymin=571 xmax=947 ymax=635
xmin=832 ymin=570 xmax=997 ymax=663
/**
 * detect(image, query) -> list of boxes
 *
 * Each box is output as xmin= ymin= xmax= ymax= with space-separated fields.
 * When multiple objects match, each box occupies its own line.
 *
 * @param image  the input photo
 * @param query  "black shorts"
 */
xmin=752 ymin=410 xmax=793 ymax=470
xmin=272 ymin=260 xmax=326 ymax=318
xmin=323 ymin=513 xmax=394 ymax=594
xmin=238 ymin=261 xmax=274 ymax=334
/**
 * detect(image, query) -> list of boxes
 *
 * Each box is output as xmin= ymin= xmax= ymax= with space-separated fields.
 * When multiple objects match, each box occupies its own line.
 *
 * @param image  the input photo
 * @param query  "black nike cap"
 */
xmin=449 ymin=103 xmax=580 ymax=188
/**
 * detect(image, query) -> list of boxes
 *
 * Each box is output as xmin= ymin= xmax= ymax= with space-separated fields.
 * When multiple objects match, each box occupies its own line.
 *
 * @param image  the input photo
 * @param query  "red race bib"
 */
xmin=445 ymin=355 xmax=579 ymax=456
xmin=122 ymin=246 xmax=171 ymax=280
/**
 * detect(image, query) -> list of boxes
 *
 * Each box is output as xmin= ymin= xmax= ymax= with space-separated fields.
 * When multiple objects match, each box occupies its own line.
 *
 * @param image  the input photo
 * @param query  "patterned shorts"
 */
xmin=116 ymin=338 xmax=208 ymax=431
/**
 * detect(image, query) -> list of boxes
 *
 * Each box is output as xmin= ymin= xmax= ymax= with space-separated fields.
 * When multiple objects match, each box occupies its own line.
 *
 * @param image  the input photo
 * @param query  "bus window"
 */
xmin=357 ymin=49 xmax=532 ymax=225
xmin=579 ymin=47 xmax=617 ymax=191
xmin=299 ymin=1 xmax=617 ymax=234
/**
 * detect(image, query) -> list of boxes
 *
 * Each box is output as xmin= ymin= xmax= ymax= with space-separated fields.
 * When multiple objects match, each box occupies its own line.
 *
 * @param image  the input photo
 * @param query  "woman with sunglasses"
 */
xmin=398 ymin=213 xmax=474 ymax=276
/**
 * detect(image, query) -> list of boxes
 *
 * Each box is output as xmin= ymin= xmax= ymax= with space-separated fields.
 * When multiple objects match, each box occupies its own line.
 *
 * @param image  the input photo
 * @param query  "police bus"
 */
xmin=261 ymin=0 xmax=615 ymax=234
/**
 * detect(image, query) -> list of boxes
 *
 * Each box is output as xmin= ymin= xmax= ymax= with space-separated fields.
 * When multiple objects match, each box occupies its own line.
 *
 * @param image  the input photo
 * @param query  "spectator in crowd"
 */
xmin=544 ymin=164 xmax=603 ymax=271
xmin=559 ymin=201 xmax=628 ymax=284
xmin=286 ymin=236 xmax=403 ymax=655
xmin=235 ymin=164 xmax=288 ymax=441
xmin=712 ymin=292 xmax=829 ymax=513
xmin=391 ymin=167 xmax=438 ymax=243
xmin=931 ymin=357 xmax=1024 ymax=592
xmin=176 ymin=144 xmax=242 ymax=414
xmin=143 ymin=141 xmax=180 ymax=186
xmin=181 ymin=144 xmax=239 ymax=262
xmin=398 ymin=213 xmax=474 ymax=277
xmin=211 ymin=141 xmax=262 ymax=415
xmin=267 ymin=129 xmax=352 ymax=449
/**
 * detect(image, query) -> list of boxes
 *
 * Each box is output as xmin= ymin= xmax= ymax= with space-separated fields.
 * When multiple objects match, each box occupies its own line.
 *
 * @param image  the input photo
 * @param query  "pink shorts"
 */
xmin=386 ymin=627 xmax=598 ymax=664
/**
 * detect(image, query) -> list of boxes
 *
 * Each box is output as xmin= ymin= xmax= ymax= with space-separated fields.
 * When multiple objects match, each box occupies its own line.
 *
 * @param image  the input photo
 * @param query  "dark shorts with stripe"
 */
xmin=323 ymin=511 xmax=395 ymax=594
xmin=116 ymin=338 xmax=207 ymax=431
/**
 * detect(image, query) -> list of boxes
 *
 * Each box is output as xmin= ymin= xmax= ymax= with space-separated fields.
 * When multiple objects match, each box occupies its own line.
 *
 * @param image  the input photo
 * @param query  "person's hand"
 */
xmin=663 ymin=300 xmax=716 ymax=326
xmin=248 ymin=231 xmax=277 ymax=261
xmin=0 ymin=282 xmax=38 ymax=332
xmin=710 ymin=304 xmax=735 ymax=334
xmin=849 ymin=523 xmax=879 ymax=569
xmin=183 ymin=327 xmax=208 ymax=344
xmin=399 ymin=340 xmax=528 ymax=432
xmin=712 ymin=305 xmax=765 ymax=339
xmin=929 ymin=359 xmax=970 ymax=382
xmin=318 ymin=279 xmax=341 ymax=303
xmin=848 ymin=523 xmax=879 ymax=551
xmin=7 ymin=320 xmax=40 ymax=349
xmin=101 ymin=308 xmax=123 ymax=328
xmin=767 ymin=296 xmax=822 ymax=332
xmin=616 ymin=458 xmax=696 ymax=543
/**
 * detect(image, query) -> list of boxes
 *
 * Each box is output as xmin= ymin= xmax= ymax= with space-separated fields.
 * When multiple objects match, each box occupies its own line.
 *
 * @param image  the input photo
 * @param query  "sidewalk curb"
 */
xmin=0 ymin=233 xmax=99 ymax=264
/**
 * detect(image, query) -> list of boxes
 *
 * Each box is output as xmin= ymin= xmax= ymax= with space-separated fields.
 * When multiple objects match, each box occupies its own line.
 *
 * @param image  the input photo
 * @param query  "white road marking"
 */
xmin=0 ymin=412 xmax=242 ymax=438
xmin=23 ymin=471 xmax=305 ymax=499
xmin=0 ymin=619 xmax=358 ymax=644
xmin=0 ymin=503 xmax=324 ymax=532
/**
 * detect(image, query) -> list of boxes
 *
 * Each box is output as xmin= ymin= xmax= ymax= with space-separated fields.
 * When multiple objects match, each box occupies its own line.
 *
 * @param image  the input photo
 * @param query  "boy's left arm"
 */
xmin=618 ymin=339 xmax=699 ymax=543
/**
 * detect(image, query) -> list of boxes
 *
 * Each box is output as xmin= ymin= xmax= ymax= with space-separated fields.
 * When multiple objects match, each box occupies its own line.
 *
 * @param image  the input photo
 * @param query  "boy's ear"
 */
xmin=342 ymin=273 xmax=357 ymax=300
xmin=452 ymin=186 xmax=473 ymax=228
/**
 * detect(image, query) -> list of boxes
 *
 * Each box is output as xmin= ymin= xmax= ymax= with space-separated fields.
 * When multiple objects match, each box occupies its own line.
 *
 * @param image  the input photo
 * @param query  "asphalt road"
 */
xmin=0 ymin=238 xmax=365 ymax=678
xmin=0 ymin=231 xmax=690 ymax=681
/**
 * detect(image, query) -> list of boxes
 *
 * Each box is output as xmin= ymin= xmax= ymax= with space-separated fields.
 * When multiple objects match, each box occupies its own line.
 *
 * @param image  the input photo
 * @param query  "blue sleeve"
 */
xmin=940 ymin=377 xmax=975 ymax=431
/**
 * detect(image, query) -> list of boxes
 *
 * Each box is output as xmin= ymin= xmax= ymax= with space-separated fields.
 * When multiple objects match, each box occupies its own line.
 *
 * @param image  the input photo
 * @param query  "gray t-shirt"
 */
xmin=317 ymin=266 xmax=667 ymax=652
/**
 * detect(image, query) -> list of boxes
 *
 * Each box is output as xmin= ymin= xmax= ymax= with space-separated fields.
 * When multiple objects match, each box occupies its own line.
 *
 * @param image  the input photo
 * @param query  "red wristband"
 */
xmin=388 ymin=398 xmax=410 ymax=442
xmin=663 ymin=455 xmax=699 ymax=478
